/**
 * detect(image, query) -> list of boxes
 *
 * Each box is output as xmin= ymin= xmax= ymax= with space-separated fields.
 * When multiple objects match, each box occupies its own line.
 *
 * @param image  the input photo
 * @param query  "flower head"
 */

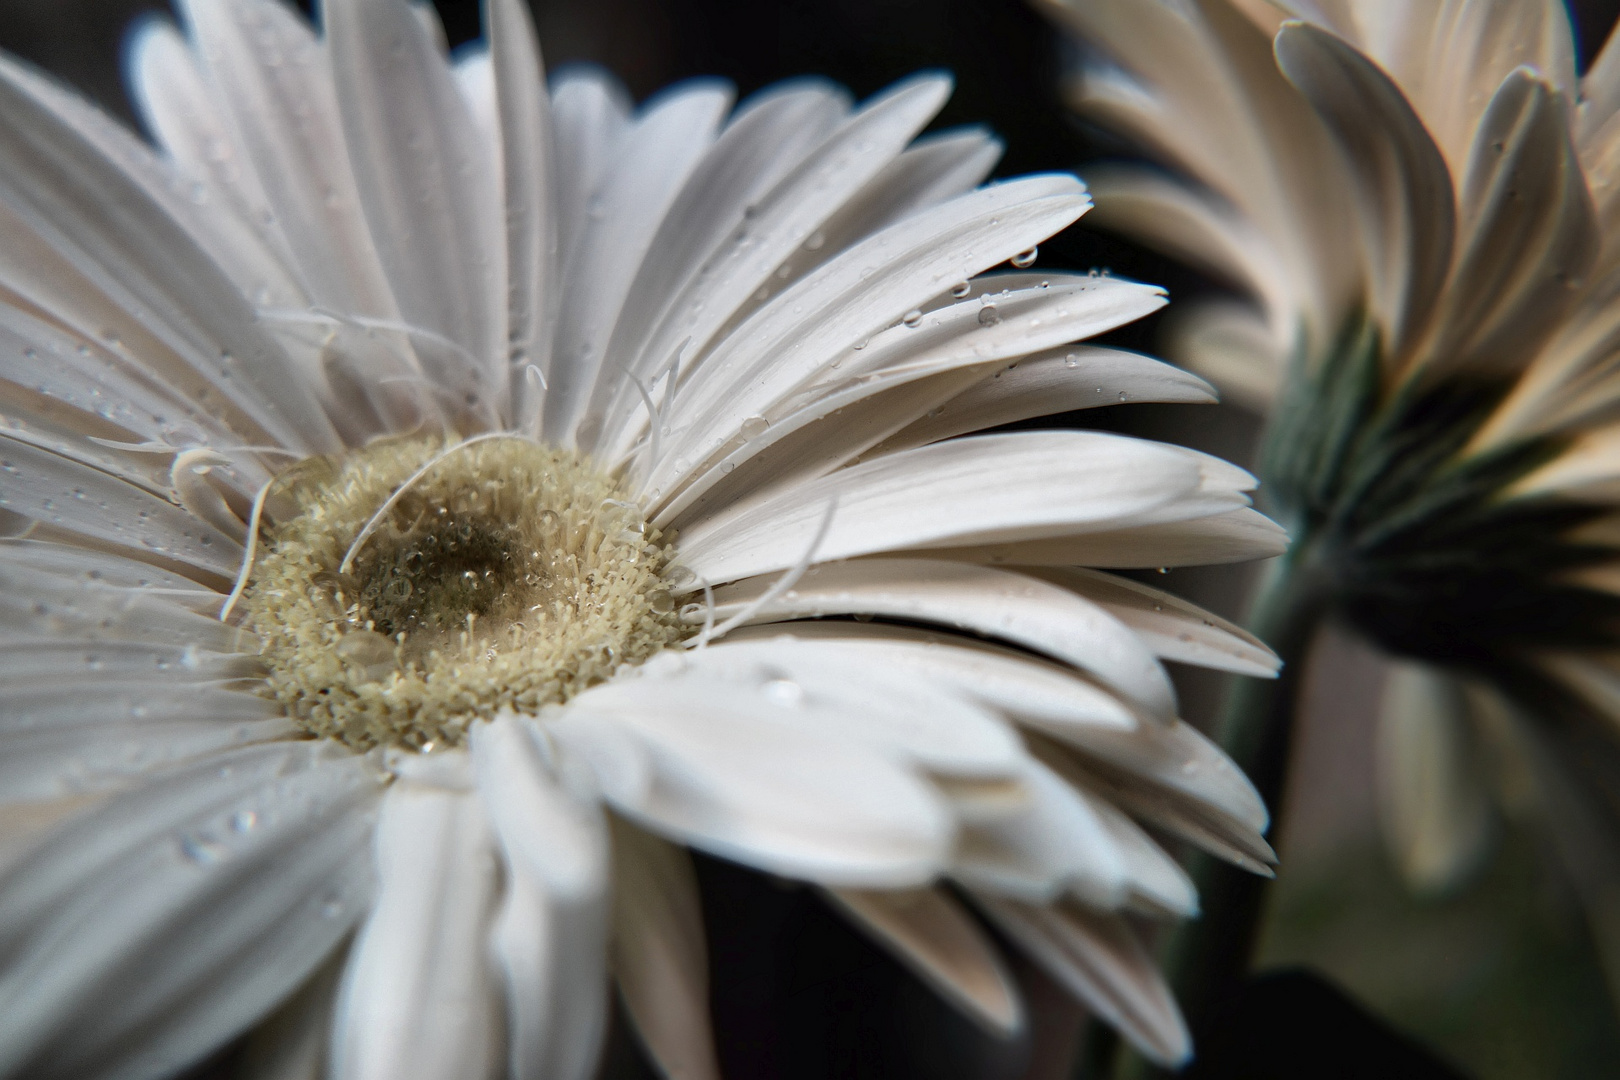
xmin=0 ymin=0 xmax=1286 ymax=1074
xmin=1050 ymin=0 xmax=1620 ymax=976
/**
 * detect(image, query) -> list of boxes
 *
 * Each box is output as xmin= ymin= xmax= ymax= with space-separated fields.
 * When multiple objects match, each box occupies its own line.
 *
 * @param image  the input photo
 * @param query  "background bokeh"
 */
xmin=4 ymin=0 xmax=1620 ymax=1076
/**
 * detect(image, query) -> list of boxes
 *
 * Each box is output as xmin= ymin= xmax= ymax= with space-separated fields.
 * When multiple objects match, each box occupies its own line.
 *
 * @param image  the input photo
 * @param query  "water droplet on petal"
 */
xmin=977 ymin=305 xmax=1001 ymax=327
xmin=740 ymin=416 xmax=770 ymax=439
xmin=179 ymin=833 xmax=225 ymax=865
xmin=902 ymin=309 xmax=923 ymax=328
xmin=951 ymin=281 xmax=971 ymax=298
xmin=763 ymin=678 xmax=805 ymax=707
xmin=1011 ymin=246 xmax=1038 ymax=269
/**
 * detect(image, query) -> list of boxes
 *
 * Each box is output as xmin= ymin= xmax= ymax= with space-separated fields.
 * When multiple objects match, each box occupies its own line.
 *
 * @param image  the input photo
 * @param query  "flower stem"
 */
xmin=1102 ymin=540 xmax=1331 ymax=1079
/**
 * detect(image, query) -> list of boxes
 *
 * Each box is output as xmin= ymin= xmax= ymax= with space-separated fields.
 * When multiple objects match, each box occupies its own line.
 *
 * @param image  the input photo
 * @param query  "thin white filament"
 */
xmin=218 ymin=476 xmax=277 ymax=623
xmin=686 ymin=495 xmax=839 ymax=649
xmin=171 ymin=448 xmax=250 ymax=544
xmin=620 ymin=366 xmax=663 ymax=474
xmin=263 ymin=306 xmax=499 ymax=427
xmin=607 ymin=338 xmax=689 ymax=466
xmin=693 ymin=576 xmax=716 ymax=651
xmin=517 ymin=364 xmax=547 ymax=438
xmin=261 ymin=307 xmax=485 ymax=378
xmin=374 ymin=374 xmax=456 ymax=428
xmin=660 ymin=337 xmax=690 ymax=414
xmin=338 ymin=432 xmax=536 ymax=576
xmin=88 ymin=438 xmax=303 ymax=460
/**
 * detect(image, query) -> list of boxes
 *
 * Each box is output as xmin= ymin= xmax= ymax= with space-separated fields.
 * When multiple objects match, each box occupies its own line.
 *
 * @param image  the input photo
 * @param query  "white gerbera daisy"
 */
xmin=0 ymin=0 xmax=1286 ymax=1075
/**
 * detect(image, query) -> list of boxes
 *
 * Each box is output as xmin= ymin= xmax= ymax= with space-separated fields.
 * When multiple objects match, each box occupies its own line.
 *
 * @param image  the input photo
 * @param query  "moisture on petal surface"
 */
xmin=0 ymin=0 xmax=1287 ymax=1076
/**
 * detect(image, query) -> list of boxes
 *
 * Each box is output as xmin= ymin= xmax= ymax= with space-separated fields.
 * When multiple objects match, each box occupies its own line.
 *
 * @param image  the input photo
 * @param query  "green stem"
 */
xmin=1102 ymin=540 xmax=1331 ymax=1079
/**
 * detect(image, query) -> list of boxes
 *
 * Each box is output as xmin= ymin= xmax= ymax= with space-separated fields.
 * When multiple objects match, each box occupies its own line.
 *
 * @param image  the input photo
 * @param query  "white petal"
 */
xmin=0 ymin=716 xmax=296 ymax=805
xmin=326 ymin=0 xmax=506 ymax=404
xmin=781 ymin=125 xmax=1004 ymax=287
xmin=330 ymin=763 xmax=502 ymax=1080
xmin=698 ymin=559 xmax=1178 ymax=721
xmin=470 ymin=714 xmax=609 ymax=1080
xmin=0 ymin=535 xmax=218 ymax=598
xmin=1023 ymin=567 xmax=1280 ymax=677
xmin=1159 ymin=299 xmax=1285 ymax=411
xmin=675 ymin=636 xmax=1025 ymax=777
xmin=874 ymin=345 xmax=1217 ymax=454
xmin=610 ymin=818 xmax=720 ymax=1080
xmin=650 ymin=175 xmax=1092 ymax=497
xmin=974 ymin=896 xmax=1190 ymax=1068
xmin=672 ymin=430 xmax=1232 ymax=585
xmin=0 ymin=303 xmax=224 ymax=455
xmin=586 ymin=82 xmax=852 ymax=454
xmin=656 ymin=276 xmax=1169 ymax=523
xmin=1038 ymin=714 xmax=1269 ymax=838
xmin=1089 ymin=797 xmax=1199 ymax=919
xmin=1082 ymin=164 xmax=1294 ymax=326
xmin=619 ymin=75 xmax=953 ymax=437
xmin=724 ymin=622 xmax=1142 ymax=737
xmin=178 ymin=0 xmax=399 ymax=318
xmin=0 ymin=553 xmax=241 ymax=651
xmin=451 ymin=48 xmax=499 ymax=178
xmin=0 ymin=741 xmax=380 ymax=1080
xmin=1274 ymin=21 xmax=1455 ymax=361
xmin=826 ymin=886 xmax=1022 ymax=1036
xmin=1039 ymin=737 xmax=1275 ymax=874
xmin=1427 ymin=69 xmax=1596 ymax=382
xmin=126 ymin=18 xmax=282 ymax=258
xmin=559 ymin=668 xmax=954 ymax=887
xmin=1374 ymin=662 xmax=1493 ymax=895
xmin=232 ymin=955 xmax=343 ymax=1080
xmin=488 ymin=0 xmax=558 ymax=393
xmin=955 ymin=758 xmax=1128 ymax=907
xmin=549 ymin=68 xmax=632 ymax=272
xmin=546 ymin=83 xmax=733 ymax=443
xmin=0 ymin=53 xmax=341 ymax=455
xmin=98 ymin=21 xmax=307 ymax=311
xmin=935 ymin=506 xmax=1288 ymax=568
xmin=0 ymin=437 xmax=243 ymax=576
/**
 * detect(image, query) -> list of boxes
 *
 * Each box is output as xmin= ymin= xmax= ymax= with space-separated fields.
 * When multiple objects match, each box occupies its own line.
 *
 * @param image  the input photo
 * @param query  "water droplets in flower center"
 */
xmin=239 ymin=435 xmax=688 ymax=750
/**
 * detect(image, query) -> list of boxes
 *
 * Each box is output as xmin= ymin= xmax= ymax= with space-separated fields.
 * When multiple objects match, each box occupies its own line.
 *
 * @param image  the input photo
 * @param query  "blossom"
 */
xmin=0 ymin=0 xmax=1287 ymax=1075
xmin=1048 ymin=0 xmax=1620 ymax=989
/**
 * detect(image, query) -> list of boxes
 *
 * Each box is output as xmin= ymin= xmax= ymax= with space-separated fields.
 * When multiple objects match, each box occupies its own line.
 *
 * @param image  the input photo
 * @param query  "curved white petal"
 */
xmin=974 ymin=896 xmax=1190 ymax=1068
xmin=330 ymin=758 xmax=502 ymax=1080
xmin=0 ymin=741 xmax=380 ymax=1080
xmin=696 ymin=558 xmax=1179 ymax=721
xmin=673 ymin=431 xmax=1242 ymax=586
xmin=610 ymin=818 xmax=720 ymax=1080
xmin=0 ymin=51 xmax=341 ymax=456
xmin=827 ymin=886 xmax=1023 ymax=1037
xmin=723 ymin=622 xmax=1142 ymax=737
xmin=673 ymin=635 xmax=1027 ymax=777
xmin=177 ymin=0 xmax=400 ymax=319
xmin=470 ymin=713 xmax=609 ymax=1080
xmin=326 ymin=0 xmax=506 ymax=402
xmin=1023 ymin=567 xmax=1280 ymax=678
xmin=558 ymin=662 xmax=955 ymax=887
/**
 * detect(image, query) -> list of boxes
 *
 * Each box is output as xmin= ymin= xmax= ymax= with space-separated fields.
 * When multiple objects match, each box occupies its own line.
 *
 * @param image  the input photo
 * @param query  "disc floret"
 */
xmin=242 ymin=435 xmax=686 ymax=750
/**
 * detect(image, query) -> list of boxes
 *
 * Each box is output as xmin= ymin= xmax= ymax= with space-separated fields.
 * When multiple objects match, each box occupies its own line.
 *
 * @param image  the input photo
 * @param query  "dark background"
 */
xmin=5 ymin=0 xmax=1620 ymax=1077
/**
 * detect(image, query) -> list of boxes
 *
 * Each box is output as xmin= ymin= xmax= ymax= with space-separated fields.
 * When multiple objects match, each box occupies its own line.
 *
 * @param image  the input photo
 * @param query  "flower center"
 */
xmin=241 ymin=435 xmax=686 ymax=751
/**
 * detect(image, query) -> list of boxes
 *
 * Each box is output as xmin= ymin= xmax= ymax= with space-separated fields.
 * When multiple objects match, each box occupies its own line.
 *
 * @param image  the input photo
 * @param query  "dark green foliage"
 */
xmin=1260 ymin=317 xmax=1620 ymax=677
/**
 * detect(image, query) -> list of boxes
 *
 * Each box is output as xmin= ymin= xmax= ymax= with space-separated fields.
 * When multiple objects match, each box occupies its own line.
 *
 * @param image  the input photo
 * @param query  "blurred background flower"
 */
xmin=1048 ymin=0 xmax=1620 ymax=1076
